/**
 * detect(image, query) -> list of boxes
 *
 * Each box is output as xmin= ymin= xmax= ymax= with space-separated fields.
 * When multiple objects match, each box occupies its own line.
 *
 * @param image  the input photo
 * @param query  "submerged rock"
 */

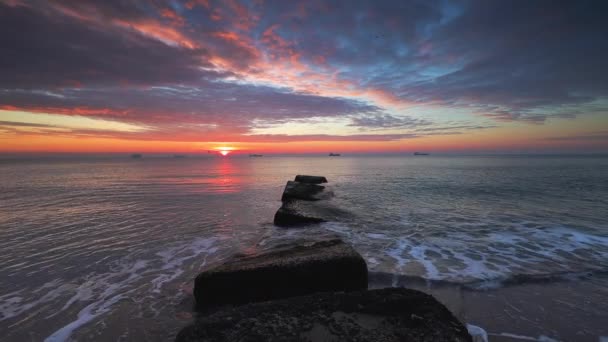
xmin=281 ymin=181 xmax=327 ymax=201
xmin=274 ymin=205 xmax=326 ymax=227
xmin=176 ymin=287 xmax=472 ymax=342
xmin=193 ymin=239 xmax=368 ymax=307
xmin=273 ymin=200 xmax=350 ymax=227
xmin=274 ymin=176 xmax=336 ymax=227
xmin=294 ymin=175 xmax=328 ymax=184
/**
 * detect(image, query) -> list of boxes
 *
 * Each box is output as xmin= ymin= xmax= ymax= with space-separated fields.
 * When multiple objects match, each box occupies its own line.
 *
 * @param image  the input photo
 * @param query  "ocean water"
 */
xmin=1 ymin=155 xmax=607 ymax=341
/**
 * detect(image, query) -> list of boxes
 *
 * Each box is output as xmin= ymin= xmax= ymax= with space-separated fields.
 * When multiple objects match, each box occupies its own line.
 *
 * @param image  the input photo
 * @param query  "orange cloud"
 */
xmin=205 ymin=26 xmax=407 ymax=109
xmin=46 ymin=1 xmax=197 ymax=49
xmin=159 ymin=8 xmax=185 ymax=26
xmin=114 ymin=19 xmax=198 ymax=49
xmin=185 ymin=0 xmax=210 ymax=10
xmin=0 ymin=105 xmax=130 ymax=117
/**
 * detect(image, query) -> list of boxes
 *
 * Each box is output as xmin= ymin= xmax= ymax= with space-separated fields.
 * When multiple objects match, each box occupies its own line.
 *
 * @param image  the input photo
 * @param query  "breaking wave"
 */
xmin=322 ymin=222 xmax=608 ymax=287
xmin=0 ymin=237 xmax=225 ymax=342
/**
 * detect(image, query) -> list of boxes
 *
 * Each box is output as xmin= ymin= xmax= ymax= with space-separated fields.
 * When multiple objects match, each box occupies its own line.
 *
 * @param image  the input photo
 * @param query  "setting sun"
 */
xmin=216 ymin=146 xmax=235 ymax=156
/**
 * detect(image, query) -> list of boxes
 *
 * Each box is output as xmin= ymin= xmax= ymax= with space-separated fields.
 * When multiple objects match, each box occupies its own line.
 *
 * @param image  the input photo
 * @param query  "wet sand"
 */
xmin=371 ymin=274 xmax=608 ymax=341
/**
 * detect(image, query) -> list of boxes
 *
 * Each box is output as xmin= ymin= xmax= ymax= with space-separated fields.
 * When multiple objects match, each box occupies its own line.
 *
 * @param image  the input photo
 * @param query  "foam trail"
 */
xmin=488 ymin=332 xmax=559 ymax=341
xmin=0 ymin=280 xmax=69 ymax=321
xmin=44 ymin=260 xmax=147 ymax=342
xmin=467 ymin=324 xmax=488 ymax=342
xmin=150 ymin=238 xmax=219 ymax=293
xmin=380 ymin=225 xmax=608 ymax=284
xmin=44 ymin=291 xmax=128 ymax=342
xmin=40 ymin=237 xmax=221 ymax=341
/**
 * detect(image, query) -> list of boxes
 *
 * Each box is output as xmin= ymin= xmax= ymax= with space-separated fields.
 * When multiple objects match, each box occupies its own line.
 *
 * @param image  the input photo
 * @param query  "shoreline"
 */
xmin=370 ymin=273 xmax=608 ymax=342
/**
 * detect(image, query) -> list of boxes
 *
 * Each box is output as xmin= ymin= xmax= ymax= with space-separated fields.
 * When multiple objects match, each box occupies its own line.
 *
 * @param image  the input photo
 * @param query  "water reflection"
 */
xmin=207 ymin=158 xmax=240 ymax=193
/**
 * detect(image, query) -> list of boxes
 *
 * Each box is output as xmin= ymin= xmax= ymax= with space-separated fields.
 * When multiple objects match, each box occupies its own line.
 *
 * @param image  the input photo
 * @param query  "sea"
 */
xmin=1 ymin=155 xmax=607 ymax=341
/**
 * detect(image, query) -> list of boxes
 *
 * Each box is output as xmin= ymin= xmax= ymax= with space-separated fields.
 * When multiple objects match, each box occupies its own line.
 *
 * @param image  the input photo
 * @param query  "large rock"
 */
xmin=274 ymin=200 xmax=351 ymax=227
xmin=274 ymin=176 xmax=336 ymax=227
xmin=176 ymin=287 xmax=473 ymax=342
xmin=194 ymin=239 xmax=368 ymax=307
xmin=274 ymin=205 xmax=326 ymax=227
xmin=281 ymin=181 xmax=327 ymax=201
xmin=294 ymin=175 xmax=328 ymax=184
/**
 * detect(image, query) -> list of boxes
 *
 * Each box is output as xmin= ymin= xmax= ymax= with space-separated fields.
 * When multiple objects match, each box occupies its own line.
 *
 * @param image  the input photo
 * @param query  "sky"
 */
xmin=1 ymin=0 xmax=607 ymax=154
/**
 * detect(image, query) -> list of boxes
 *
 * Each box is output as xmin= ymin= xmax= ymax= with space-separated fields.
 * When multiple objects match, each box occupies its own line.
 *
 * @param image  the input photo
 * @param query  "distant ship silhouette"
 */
xmin=131 ymin=153 xmax=142 ymax=159
xmin=329 ymin=152 xmax=341 ymax=156
xmin=413 ymin=152 xmax=429 ymax=156
xmin=249 ymin=154 xmax=263 ymax=157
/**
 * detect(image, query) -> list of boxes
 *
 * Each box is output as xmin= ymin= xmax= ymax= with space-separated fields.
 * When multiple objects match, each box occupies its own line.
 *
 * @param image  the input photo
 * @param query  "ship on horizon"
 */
xmin=413 ymin=152 xmax=429 ymax=156
xmin=249 ymin=154 xmax=263 ymax=157
xmin=329 ymin=152 xmax=341 ymax=156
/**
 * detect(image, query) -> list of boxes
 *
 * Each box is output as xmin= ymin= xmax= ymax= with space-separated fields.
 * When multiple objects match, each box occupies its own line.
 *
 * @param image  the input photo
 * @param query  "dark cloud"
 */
xmin=0 ymin=121 xmax=55 ymax=128
xmin=392 ymin=0 xmax=608 ymax=121
xmin=414 ymin=124 xmax=496 ymax=133
xmin=0 ymin=84 xmax=380 ymax=136
xmin=0 ymin=2 xmax=217 ymax=88
xmin=254 ymin=0 xmax=608 ymax=122
xmin=349 ymin=114 xmax=432 ymax=129
xmin=242 ymin=133 xmax=420 ymax=142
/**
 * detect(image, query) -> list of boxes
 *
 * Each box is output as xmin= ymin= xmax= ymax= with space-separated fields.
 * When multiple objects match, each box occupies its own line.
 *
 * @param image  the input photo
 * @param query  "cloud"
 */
xmin=1 ymin=0 xmax=607 ymax=148
xmin=0 ymin=2 xmax=217 ymax=88
xmin=349 ymin=114 xmax=432 ymax=129
xmin=242 ymin=133 xmax=420 ymax=142
xmin=544 ymin=131 xmax=608 ymax=142
xmin=0 ymin=120 xmax=54 ymax=128
xmin=390 ymin=0 xmax=608 ymax=121
xmin=250 ymin=0 xmax=608 ymax=122
xmin=0 ymin=84 xmax=381 ymax=140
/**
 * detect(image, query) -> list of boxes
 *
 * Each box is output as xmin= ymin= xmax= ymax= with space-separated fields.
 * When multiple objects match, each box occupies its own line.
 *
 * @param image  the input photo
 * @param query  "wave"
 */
xmin=0 ymin=237 xmax=225 ymax=342
xmin=321 ymin=222 xmax=608 ymax=287
xmin=369 ymin=268 xmax=608 ymax=291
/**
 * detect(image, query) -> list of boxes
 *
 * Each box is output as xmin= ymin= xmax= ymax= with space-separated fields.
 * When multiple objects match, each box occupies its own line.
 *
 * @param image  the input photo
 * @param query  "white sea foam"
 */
xmin=317 ymin=219 xmax=608 ymax=284
xmin=0 ymin=237 xmax=222 ymax=342
xmin=0 ymin=279 xmax=71 ymax=321
xmin=378 ymin=224 xmax=608 ymax=284
xmin=489 ymin=332 xmax=559 ymax=341
xmin=41 ymin=259 xmax=147 ymax=341
xmin=466 ymin=324 xmax=488 ymax=342
xmin=150 ymin=237 xmax=219 ymax=293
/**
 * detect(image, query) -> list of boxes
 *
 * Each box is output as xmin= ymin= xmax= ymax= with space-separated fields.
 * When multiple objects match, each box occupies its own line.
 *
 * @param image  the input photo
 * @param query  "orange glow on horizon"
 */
xmin=1 ymin=114 xmax=607 ymax=154
xmin=214 ymin=146 xmax=235 ymax=156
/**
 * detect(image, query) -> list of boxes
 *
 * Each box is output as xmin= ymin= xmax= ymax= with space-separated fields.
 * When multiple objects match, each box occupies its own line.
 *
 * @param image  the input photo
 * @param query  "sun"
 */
xmin=215 ymin=146 xmax=234 ymax=156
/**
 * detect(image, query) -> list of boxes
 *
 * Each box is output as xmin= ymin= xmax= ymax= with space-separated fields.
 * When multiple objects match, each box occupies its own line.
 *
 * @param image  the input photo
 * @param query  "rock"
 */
xmin=176 ymin=287 xmax=472 ymax=342
xmin=273 ymin=200 xmax=350 ymax=227
xmin=274 ymin=205 xmax=326 ymax=227
xmin=194 ymin=239 xmax=368 ymax=307
xmin=274 ymin=177 xmax=335 ymax=227
xmin=281 ymin=181 xmax=326 ymax=201
xmin=294 ymin=175 xmax=328 ymax=184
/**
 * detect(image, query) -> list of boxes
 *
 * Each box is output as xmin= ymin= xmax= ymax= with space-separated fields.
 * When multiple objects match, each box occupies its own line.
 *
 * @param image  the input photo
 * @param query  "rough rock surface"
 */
xmin=281 ymin=181 xmax=327 ymax=201
xmin=294 ymin=175 xmax=328 ymax=184
xmin=274 ymin=205 xmax=326 ymax=227
xmin=177 ymin=287 xmax=473 ymax=342
xmin=194 ymin=239 xmax=368 ymax=307
xmin=274 ymin=176 xmax=336 ymax=227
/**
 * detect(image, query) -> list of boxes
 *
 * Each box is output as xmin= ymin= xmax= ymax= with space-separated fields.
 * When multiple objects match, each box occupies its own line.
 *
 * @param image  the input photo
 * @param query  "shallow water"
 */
xmin=1 ymin=155 xmax=607 ymax=341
